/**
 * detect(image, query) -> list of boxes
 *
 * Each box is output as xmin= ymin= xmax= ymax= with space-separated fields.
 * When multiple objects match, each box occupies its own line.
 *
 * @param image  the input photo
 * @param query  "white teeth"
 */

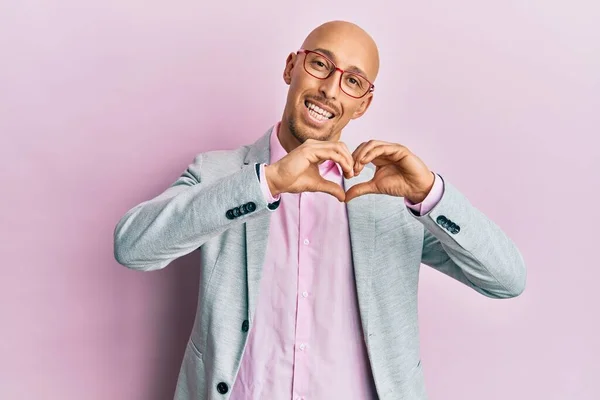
xmin=309 ymin=109 xmax=326 ymax=121
xmin=306 ymin=102 xmax=333 ymax=119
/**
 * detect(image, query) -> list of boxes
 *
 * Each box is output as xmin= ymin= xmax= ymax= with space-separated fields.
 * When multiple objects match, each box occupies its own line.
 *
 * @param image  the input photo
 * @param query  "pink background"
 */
xmin=1 ymin=1 xmax=598 ymax=399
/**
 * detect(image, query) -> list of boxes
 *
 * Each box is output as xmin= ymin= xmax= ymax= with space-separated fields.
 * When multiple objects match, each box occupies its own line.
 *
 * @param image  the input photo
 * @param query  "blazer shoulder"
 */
xmin=174 ymin=144 xmax=252 ymax=187
xmin=200 ymin=145 xmax=251 ymax=171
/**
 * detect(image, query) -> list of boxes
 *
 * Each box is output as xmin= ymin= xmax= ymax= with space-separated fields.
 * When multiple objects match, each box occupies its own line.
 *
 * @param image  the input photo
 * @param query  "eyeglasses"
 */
xmin=297 ymin=49 xmax=375 ymax=99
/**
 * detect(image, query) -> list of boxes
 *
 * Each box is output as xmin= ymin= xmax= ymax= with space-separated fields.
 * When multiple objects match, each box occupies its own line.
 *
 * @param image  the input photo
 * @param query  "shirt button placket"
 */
xmin=293 ymin=192 xmax=311 ymax=399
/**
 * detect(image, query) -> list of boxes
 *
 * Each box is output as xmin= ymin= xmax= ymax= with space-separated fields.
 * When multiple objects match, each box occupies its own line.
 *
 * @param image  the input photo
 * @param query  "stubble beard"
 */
xmin=287 ymin=115 xmax=336 ymax=144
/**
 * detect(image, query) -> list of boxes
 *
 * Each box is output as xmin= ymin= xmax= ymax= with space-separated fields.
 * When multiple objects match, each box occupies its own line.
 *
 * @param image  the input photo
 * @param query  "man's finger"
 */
xmin=356 ymin=144 xmax=404 ymax=173
xmin=352 ymin=141 xmax=369 ymax=171
xmin=311 ymin=176 xmax=346 ymax=202
xmin=313 ymin=147 xmax=354 ymax=178
xmin=314 ymin=141 xmax=355 ymax=177
xmin=361 ymin=144 xmax=396 ymax=162
xmin=337 ymin=142 xmax=355 ymax=176
xmin=352 ymin=140 xmax=389 ymax=172
xmin=345 ymin=180 xmax=377 ymax=202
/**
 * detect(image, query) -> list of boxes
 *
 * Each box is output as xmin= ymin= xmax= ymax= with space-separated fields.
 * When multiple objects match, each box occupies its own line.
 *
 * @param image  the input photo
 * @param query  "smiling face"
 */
xmin=280 ymin=21 xmax=380 ymax=147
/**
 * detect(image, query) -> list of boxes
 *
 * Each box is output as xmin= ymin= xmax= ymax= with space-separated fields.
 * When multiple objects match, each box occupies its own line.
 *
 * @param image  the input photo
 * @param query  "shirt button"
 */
xmin=303 ymin=238 xmax=310 ymax=245
xmin=299 ymin=343 xmax=306 ymax=351
xmin=302 ymin=291 xmax=309 ymax=298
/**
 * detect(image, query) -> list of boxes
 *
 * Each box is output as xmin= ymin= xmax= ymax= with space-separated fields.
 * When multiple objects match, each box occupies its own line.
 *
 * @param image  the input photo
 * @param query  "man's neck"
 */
xmin=276 ymin=121 xmax=302 ymax=154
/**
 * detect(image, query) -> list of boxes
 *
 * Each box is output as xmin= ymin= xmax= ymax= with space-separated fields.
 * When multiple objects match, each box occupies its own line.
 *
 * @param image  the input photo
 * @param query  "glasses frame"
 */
xmin=297 ymin=49 xmax=375 ymax=99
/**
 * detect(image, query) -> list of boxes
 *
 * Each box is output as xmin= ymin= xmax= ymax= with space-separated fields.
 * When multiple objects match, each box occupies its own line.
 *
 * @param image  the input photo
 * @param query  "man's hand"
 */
xmin=264 ymin=139 xmax=355 ymax=202
xmin=345 ymin=140 xmax=435 ymax=203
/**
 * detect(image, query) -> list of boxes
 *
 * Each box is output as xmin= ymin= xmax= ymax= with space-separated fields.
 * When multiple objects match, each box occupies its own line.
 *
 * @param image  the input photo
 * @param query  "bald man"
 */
xmin=114 ymin=20 xmax=526 ymax=400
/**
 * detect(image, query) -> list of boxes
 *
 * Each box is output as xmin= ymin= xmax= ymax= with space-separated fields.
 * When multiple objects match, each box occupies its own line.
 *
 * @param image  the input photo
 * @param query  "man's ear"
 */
xmin=283 ymin=52 xmax=296 ymax=85
xmin=351 ymin=93 xmax=374 ymax=119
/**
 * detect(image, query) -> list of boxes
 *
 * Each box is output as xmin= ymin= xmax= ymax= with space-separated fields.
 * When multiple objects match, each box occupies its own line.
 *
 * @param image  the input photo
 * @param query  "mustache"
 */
xmin=305 ymin=96 xmax=339 ymax=115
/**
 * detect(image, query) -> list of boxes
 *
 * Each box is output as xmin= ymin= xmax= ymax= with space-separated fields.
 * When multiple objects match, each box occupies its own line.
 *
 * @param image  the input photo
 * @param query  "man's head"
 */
xmin=281 ymin=20 xmax=380 ymax=145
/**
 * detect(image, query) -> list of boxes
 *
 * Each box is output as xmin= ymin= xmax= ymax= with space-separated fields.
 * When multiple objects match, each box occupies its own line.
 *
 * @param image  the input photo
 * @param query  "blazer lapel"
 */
xmin=243 ymin=127 xmax=274 ymax=323
xmin=344 ymin=169 xmax=376 ymax=335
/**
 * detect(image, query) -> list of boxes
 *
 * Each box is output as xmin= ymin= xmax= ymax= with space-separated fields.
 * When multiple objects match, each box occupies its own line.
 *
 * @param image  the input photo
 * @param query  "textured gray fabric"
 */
xmin=113 ymin=126 xmax=526 ymax=400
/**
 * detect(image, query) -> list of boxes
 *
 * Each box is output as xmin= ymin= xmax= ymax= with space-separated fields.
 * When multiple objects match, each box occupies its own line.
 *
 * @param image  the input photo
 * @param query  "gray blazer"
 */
xmin=113 ymin=126 xmax=526 ymax=400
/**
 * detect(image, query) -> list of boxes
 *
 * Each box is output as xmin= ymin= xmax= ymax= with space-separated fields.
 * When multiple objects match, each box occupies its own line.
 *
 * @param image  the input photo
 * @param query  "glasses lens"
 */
xmin=303 ymin=51 xmax=371 ymax=98
xmin=341 ymin=72 xmax=370 ymax=98
xmin=304 ymin=52 xmax=333 ymax=79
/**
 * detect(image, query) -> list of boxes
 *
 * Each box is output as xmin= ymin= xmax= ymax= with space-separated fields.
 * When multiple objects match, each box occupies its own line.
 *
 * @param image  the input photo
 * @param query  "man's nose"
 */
xmin=319 ymin=69 xmax=342 ymax=99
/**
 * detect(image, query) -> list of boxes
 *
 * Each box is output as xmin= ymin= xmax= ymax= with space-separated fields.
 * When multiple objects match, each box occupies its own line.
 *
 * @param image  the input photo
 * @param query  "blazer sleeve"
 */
xmin=113 ymin=154 xmax=279 ymax=271
xmin=408 ymin=175 xmax=526 ymax=299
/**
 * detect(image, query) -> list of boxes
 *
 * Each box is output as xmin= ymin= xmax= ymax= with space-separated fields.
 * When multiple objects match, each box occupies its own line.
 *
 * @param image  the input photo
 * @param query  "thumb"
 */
xmin=344 ymin=181 xmax=377 ymax=202
xmin=313 ymin=177 xmax=346 ymax=202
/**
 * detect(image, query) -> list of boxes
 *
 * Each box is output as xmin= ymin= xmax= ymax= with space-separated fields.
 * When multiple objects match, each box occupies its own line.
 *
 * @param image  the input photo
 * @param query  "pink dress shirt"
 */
xmin=230 ymin=122 xmax=444 ymax=400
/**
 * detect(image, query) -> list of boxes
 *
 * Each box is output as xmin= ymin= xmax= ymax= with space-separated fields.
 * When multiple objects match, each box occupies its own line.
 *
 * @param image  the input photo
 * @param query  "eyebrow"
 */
xmin=312 ymin=47 xmax=368 ymax=78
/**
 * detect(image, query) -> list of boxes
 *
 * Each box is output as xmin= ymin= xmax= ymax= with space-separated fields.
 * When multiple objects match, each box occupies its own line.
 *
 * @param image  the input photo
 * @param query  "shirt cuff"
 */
xmin=405 ymin=172 xmax=444 ymax=215
xmin=258 ymin=163 xmax=281 ymax=203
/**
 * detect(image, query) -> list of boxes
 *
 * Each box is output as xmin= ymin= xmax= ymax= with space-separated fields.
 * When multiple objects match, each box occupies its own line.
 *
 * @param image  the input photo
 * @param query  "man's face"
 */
xmin=281 ymin=26 xmax=379 ymax=143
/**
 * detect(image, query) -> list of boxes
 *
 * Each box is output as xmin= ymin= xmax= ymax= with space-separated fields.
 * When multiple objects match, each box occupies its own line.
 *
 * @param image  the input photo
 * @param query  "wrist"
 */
xmin=264 ymin=164 xmax=282 ymax=197
xmin=407 ymin=171 xmax=435 ymax=204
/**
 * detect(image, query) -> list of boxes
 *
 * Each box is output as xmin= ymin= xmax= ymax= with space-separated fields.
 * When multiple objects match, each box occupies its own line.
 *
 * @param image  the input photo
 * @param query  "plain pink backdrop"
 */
xmin=1 ymin=1 xmax=598 ymax=399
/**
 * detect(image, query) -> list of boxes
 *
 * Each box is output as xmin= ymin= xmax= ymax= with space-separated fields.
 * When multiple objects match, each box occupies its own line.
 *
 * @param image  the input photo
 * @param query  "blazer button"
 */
xmin=225 ymin=210 xmax=234 ymax=220
xmin=241 ymin=320 xmax=249 ymax=332
xmin=451 ymin=225 xmax=460 ymax=234
xmin=246 ymin=202 xmax=256 ymax=212
xmin=232 ymin=207 xmax=241 ymax=218
xmin=436 ymin=215 xmax=448 ymax=225
xmin=217 ymin=382 xmax=229 ymax=394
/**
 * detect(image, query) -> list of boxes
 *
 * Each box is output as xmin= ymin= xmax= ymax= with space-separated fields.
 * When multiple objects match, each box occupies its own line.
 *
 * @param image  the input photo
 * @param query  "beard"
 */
xmin=287 ymin=115 xmax=336 ymax=143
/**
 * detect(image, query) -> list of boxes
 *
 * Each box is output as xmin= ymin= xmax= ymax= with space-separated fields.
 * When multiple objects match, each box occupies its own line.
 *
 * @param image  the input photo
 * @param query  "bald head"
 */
xmin=278 ymin=20 xmax=380 ymax=148
xmin=301 ymin=20 xmax=380 ymax=82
